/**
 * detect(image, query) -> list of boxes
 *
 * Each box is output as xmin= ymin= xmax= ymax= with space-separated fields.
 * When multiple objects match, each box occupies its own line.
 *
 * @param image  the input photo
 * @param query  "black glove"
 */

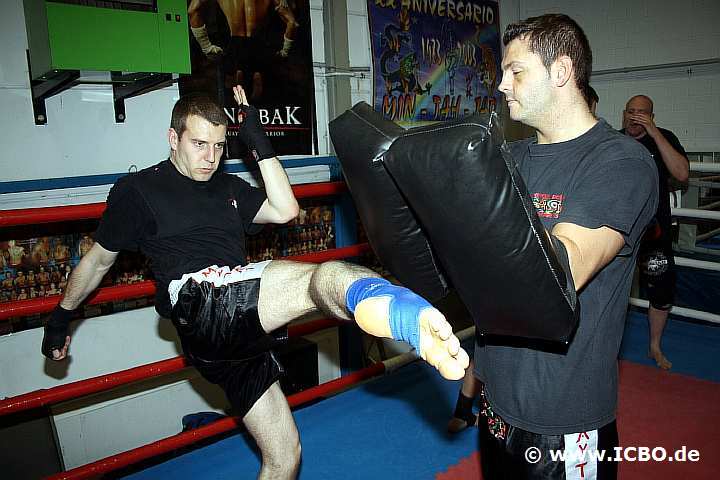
xmin=238 ymin=104 xmax=276 ymax=162
xmin=41 ymin=305 xmax=74 ymax=359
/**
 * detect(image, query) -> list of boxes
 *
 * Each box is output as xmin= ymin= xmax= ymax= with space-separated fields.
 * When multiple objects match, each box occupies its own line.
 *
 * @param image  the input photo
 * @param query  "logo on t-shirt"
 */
xmin=228 ymin=198 xmax=238 ymax=210
xmin=531 ymin=192 xmax=564 ymax=218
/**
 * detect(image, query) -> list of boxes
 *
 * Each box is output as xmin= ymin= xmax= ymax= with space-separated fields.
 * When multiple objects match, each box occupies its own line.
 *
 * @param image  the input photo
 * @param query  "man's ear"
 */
xmin=168 ymin=128 xmax=179 ymax=151
xmin=551 ymin=55 xmax=573 ymax=87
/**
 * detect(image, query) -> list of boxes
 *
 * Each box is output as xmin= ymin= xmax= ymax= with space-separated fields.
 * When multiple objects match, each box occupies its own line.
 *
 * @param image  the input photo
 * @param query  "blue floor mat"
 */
xmin=124 ymin=310 xmax=720 ymax=479
xmin=124 ymin=361 xmax=478 ymax=479
xmin=619 ymin=309 xmax=720 ymax=382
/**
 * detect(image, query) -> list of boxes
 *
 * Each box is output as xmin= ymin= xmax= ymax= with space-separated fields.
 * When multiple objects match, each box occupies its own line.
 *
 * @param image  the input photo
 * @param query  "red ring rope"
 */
xmin=0 ymin=181 xmax=347 ymax=227
xmin=0 ymin=179 xmax=383 ymax=479
xmin=0 ymin=243 xmax=370 ymax=321
xmin=0 ymin=317 xmax=346 ymax=416
xmin=44 ymin=361 xmax=387 ymax=480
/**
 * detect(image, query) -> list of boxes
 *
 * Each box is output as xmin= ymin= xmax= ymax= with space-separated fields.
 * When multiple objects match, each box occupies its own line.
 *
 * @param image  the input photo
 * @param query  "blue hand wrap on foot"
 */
xmin=346 ymin=278 xmax=431 ymax=354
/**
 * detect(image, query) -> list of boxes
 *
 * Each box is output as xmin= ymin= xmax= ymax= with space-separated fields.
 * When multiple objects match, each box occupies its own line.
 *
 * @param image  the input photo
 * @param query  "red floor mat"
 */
xmin=436 ymin=361 xmax=720 ymax=479
xmin=616 ymin=361 xmax=719 ymax=479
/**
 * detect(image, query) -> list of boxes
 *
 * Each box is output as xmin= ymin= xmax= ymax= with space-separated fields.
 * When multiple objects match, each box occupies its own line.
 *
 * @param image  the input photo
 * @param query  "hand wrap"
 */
xmin=238 ymin=105 xmax=275 ymax=162
xmin=41 ymin=305 xmax=74 ymax=359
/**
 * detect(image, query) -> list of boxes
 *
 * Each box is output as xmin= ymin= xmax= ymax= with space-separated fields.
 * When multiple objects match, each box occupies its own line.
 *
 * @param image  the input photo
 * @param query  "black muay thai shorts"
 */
xmin=478 ymin=387 xmax=619 ymax=480
xmin=169 ymin=262 xmax=286 ymax=417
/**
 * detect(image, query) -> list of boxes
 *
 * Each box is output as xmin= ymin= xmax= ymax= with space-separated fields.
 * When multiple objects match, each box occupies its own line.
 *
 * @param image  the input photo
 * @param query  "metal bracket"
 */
xmin=111 ymin=72 xmax=174 ymax=123
xmin=26 ymin=50 xmax=176 ymax=125
xmin=27 ymin=50 xmax=79 ymax=126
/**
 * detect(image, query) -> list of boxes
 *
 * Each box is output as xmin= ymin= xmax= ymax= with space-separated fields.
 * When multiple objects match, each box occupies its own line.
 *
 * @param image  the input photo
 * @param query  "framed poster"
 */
xmin=181 ymin=0 xmax=317 ymax=158
xmin=367 ymin=1 xmax=501 ymax=126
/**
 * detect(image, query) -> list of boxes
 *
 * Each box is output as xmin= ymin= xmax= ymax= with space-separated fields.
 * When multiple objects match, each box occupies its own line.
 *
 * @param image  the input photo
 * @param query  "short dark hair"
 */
xmin=588 ymin=85 xmax=599 ymax=106
xmin=170 ymin=94 xmax=227 ymax=139
xmin=503 ymin=14 xmax=593 ymax=103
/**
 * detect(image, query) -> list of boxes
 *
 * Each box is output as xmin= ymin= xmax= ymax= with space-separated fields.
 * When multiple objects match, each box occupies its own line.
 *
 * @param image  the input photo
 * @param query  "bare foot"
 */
xmin=354 ymin=298 xmax=470 ymax=380
xmin=418 ymin=308 xmax=470 ymax=380
xmin=649 ymin=349 xmax=672 ymax=370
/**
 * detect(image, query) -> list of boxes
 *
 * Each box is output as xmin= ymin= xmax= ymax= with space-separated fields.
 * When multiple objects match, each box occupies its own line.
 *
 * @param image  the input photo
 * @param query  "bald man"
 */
xmin=621 ymin=94 xmax=689 ymax=370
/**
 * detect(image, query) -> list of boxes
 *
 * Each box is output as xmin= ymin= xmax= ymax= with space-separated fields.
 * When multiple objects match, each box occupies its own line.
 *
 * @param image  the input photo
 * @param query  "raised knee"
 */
xmin=311 ymin=260 xmax=369 ymax=287
xmin=311 ymin=260 xmax=345 ymax=275
xmin=309 ymin=260 xmax=347 ymax=294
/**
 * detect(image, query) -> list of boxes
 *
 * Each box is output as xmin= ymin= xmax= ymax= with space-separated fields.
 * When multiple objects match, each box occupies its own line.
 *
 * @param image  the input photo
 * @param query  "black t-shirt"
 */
xmin=94 ymin=160 xmax=267 ymax=317
xmin=474 ymin=120 xmax=658 ymax=435
xmin=619 ymin=127 xmax=687 ymax=238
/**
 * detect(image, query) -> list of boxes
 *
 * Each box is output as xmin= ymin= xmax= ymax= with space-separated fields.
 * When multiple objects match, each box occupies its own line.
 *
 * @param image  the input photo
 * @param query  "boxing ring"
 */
xmin=628 ymin=161 xmax=720 ymax=325
xmin=0 ymin=176 xmax=475 ymax=479
xmin=1 ymin=164 xmax=720 ymax=479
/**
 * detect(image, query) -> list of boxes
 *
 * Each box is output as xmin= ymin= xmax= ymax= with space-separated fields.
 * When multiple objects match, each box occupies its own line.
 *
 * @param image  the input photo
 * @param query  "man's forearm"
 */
xmin=60 ymin=253 xmax=115 ymax=310
xmin=258 ymin=157 xmax=299 ymax=222
xmin=234 ymin=90 xmax=299 ymax=223
xmin=551 ymin=224 xmax=624 ymax=291
xmin=653 ymin=133 xmax=689 ymax=182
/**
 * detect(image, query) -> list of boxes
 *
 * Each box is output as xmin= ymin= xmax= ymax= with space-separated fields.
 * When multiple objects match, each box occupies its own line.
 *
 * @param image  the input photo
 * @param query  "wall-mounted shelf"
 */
xmin=592 ymin=58 xmax=720 ymax=82
xmin=24 ymin=0 xmax=189 ymax=125
xmin=27 ymin=53 xmax=175 ymax=125
xmin=111 ymin=72 xmax=175 ymax=123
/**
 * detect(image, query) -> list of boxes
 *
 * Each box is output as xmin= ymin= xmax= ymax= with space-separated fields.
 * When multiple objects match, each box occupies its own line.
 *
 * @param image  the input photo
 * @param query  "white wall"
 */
xmin=0 ymin=0 xmax=337 ymax=183
xmin=0 ymin=308 xmax=180 ymax=397
xmin=347 ymin=0 xmax=374 ymax=106
xmin=310 ymin=0 xmax=373 ymax=153
xmin=508 ymin=0 xmax=720 ymax=151
xmin=518 ymin=0 xmax=719 ymax=70
xmin=2 ymin=0 xmax=718 ymax=183
xmin=0 ymin=1 xmax=178 ymax=182
xmin=342 ymin=0 xmax=719 ymax=151
xmin=0 ymin=307 xmax=231 ymax=468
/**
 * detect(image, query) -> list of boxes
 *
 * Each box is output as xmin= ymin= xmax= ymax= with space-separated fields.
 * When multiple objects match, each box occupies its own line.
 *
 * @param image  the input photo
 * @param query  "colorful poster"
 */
xmin=181 ymin=0 xmax=317 ymax=158
xmin=367 ymin=0 xmax=501 ymax=126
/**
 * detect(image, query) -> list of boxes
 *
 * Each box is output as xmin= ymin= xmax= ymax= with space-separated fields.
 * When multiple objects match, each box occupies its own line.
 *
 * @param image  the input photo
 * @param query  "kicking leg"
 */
xmin=257 ymin=260 xmax=469 ymax=380
xmin=243 ymin=381 xmax=301 ymax=479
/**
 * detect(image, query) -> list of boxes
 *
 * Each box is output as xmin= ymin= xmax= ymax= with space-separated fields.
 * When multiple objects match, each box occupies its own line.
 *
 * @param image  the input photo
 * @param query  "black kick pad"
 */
xmin=331 ymin=102 xmax=578 ymax=343
xmin=329 ymin=102 xmax=449 ymax=302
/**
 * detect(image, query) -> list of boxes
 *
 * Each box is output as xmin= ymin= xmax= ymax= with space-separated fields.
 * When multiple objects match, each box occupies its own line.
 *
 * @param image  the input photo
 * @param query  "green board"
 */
xmin=25 ymin=0 xmax=190 ymax=78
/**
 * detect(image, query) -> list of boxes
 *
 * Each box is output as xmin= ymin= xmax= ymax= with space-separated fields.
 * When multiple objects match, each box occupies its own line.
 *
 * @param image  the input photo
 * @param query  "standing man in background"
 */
xmin=622 ymin=94 xmax=689 ymax=370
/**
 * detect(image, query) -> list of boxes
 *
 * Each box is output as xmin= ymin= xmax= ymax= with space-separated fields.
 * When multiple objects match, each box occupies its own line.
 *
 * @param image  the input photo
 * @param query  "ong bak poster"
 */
xmin=367 ymin=0 xmax=501 ymax=126
xmin=181 ymin=0 xmax=317 ymax=158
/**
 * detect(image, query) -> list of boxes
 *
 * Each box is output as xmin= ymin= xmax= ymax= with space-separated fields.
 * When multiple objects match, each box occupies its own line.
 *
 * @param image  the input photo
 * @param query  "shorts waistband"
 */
xmin=168 ymin=261 xmax=271 ymax=307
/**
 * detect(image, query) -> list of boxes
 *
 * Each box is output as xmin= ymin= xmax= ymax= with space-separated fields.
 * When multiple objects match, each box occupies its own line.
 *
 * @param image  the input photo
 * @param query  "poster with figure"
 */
xmin=182 ymin=0 xmax=317 ymax=158
xmin=367 ymin=0 xmax=501 ymax=126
